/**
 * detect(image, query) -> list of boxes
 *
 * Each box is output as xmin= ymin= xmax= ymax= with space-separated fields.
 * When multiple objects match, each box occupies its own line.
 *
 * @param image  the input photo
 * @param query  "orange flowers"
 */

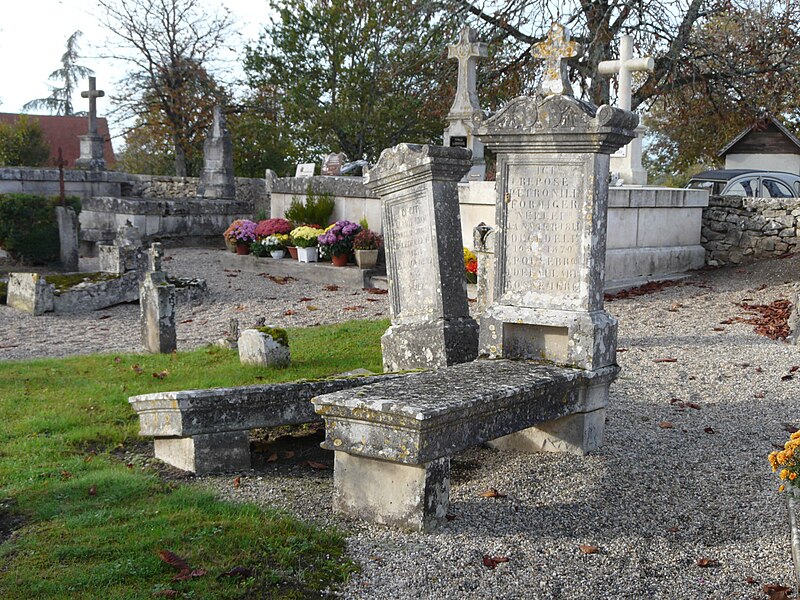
xmin=769 ymin=431 xmax=800 ymax=492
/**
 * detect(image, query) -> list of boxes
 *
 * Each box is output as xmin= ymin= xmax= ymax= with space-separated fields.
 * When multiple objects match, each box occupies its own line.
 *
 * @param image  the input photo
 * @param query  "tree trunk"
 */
xmin=174 ymin=139 xmax=187 ymax=177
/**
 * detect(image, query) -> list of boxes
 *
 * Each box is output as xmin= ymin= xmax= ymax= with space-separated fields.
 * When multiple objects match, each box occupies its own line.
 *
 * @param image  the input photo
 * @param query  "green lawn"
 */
xmin=0 ymin=319 xmax=387 ymax=599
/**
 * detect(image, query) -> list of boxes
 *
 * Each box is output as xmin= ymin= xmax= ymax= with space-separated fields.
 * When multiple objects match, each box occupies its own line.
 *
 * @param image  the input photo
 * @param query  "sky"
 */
xmin=0 ymin=0 xmax=272 ymax=143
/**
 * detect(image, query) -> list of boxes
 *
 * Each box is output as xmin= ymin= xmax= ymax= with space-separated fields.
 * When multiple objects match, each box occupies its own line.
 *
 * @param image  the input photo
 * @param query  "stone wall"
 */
xmin=701 ymin=196 xmax=800 ymax=265
xmin=129 ymin=175 xmax=268 ymax=213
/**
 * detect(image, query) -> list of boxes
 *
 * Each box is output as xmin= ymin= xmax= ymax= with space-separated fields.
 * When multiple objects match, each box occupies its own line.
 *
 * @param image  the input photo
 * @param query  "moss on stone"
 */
xmin=256 ymin=326 xmax=289 ymax=347
xmin=44 ymin=272 xmax=119 ymax=292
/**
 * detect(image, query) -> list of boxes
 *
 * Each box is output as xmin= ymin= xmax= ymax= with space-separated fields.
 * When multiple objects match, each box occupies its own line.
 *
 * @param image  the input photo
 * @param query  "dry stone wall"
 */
xmin=702 ymin=196 xmax=800 ymax=265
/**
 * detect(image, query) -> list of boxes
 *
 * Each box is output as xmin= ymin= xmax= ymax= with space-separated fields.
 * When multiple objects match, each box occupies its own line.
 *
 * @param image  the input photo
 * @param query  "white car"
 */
xmin=686 ymin=169 xmax=800 ymax=198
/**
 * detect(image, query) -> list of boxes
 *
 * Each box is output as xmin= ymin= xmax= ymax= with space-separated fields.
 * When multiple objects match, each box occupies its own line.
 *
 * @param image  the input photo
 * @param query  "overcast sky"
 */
xmin=0 ymin=0 xmax=271 ymax=142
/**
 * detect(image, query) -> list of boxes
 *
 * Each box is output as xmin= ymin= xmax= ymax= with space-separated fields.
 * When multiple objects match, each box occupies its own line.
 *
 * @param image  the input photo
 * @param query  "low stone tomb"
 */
xmin=5 ymin=271 xmax=206 ymax=315
xmin=238 ymin=328 xmax=291 ymax=367
xmin=128 ymin=373 xmax=402 ymax=474
xmin=313 ymin=359 xmax=618 ymax=531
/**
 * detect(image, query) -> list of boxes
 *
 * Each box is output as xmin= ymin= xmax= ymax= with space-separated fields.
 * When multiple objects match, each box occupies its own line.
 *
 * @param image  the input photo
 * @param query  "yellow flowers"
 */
xmin=769 ymin=431 xmax=800 ymax=492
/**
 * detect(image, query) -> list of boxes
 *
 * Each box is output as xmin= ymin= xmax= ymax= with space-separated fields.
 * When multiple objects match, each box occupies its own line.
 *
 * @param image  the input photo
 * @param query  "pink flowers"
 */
xmin=255 ymin=218 xmax=293 ymax=238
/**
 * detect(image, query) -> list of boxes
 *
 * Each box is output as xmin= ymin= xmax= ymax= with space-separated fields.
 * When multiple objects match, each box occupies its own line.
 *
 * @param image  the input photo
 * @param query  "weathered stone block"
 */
xmin=238 ymin=328 xmax=290 ymax=368
xmin=55 ymin=206 xmax=79 ymax=271
xmin=154 ymin=431 xmax=251 ymax=474
xmin=140 ymin=266 xmax=177 ymax=354
xmin=6 ymin=273 xmax=53 ymax=315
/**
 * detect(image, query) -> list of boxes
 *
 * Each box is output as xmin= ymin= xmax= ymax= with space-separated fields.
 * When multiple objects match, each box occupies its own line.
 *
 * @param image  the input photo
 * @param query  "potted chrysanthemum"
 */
xmin=317 ymin=220 xmax=362 ymax=266
xmin=224 ymin=219 xmax=257 ymax=255
xmin=352 ymin=229 xmax=383 ymax=269
xmin=290 ymin=226 xmax=323 ymax=263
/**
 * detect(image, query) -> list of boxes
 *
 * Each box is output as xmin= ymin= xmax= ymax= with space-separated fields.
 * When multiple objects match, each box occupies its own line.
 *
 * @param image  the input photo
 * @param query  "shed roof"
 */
xmin=718 ymin=114 xmax=800 ymax=157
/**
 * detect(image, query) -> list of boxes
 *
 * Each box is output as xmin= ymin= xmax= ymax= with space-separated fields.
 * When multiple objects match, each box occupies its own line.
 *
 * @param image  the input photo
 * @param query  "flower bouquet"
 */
xmin=224 ymin=219 xmax=257 ymax=254
xmin=464 ymin=247 xmax=478 ymax=284
xmin=291 ymin=225 xmax=323 ymax=262
xmin=352 ymin=229 xmax=383 ymax=269
xmin=317 ymin=220 xmax=362 ymax=265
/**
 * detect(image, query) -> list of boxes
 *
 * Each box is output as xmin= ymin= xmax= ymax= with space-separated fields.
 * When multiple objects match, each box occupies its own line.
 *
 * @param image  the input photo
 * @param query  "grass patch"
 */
xmin=0 ymin=319 xmax=387 ymax=599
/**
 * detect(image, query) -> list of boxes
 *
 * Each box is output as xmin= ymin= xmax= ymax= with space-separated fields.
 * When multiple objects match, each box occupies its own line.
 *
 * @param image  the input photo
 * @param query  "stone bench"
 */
xmin=129 ymin=373 xmax=400 ymax=474
xmin=312 ymin=359 xmax=618 ymax=531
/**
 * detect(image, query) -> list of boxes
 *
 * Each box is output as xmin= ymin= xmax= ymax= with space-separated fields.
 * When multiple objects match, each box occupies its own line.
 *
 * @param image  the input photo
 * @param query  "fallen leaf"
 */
xmin=268 ymin=275 xmax=295 ymax=285
xmin=712 ymin=327 xmax=725 ymax=332
xmin=173 ymin=569 xmax=207 ymax=582
xmin=369 ymin=555 xmax=384 ymax=561
xmin=219 ymin=566 xmax=253 ymax=579
xmin=579 ymin=544 xmax=599 ymax=554
xmin=266 ymin=452 xmax=279 ymax=463
xmin=781 ymin=374 xmax=794 ymax=381
xmin=324 ymin=284 xmax=340 ymax=292
xmin=306 ymin=305 xmax=319 ymax=311
xmin=616 ymin=347 xmax=629 ymax=353
xmin=665 ymin=527 xmax=679 ymax=533
xmin=88 ymin=485 xmax=97 ymax=496
xmin=152 ymin=370 xmax=169 ymax=379
xmin=791 ymin=366 xmax=800 ymax=373
xmin=784 ymin=424 xmax=799 ymax=434
xmin=113 ymin=356 xmax=121 ymax=363
xmin=363 ymin=287 xmax=388 ymax=295
xmin=480 ymin=488 xmax=507 ymax=499
xmin=233 ymin=476 xmax=241 ymax=489
xmin=131 ymin=364 xmax=144 ymax=375
xmin=482 ymin=555 xmax=510 ymax=569
xmin=60 ymin=470 xmax=72 ymax=480
xmin=754 ymin=392 xmax=766 ymax=399
xmin=158 ymin=550 xmax=189 ymax=573
xmin=763 ymin=584 xmax=793 ymax=600
xmin=704 ymin=427 xmax=715 ymax=434
xmin=445 ymin=514 xmax=456 ymax=521
xmin=653 ymin=358 xmax=678 ymax=363
xmin=298 ymin=297 xmax=314 ymax=302
xmin=659 ymin=422 xmax=674 ymax=429
xmin=756 ymin=367 xmax=763 ymax=373
xmin=98 ymin=314 xmax=111 ymax=320
xmin=366 ymin=298 xmax=380 ymax=302
xmin=686 ymin=402 xmax=701 ymax=410
xmin=304 ymin=461 xmax=330 ymax=470
xmin=668 ymin=302 xmax=682 ymax=312
xmin=343 ymin=306 xmax=364 ymax=311
xmin=745 ymin=576 xmax=757 ymax=584
xmin=282 ymin=451 xmax=295 ymax=459
xmin=226 ymin=273 xmax=238 ymax=278
xmin=179 ymin=319 xmax=193 ymax=324
xmin=283 ymin=310 xmax=296 ymax=316
xmin=696 ymin=557 xmax=718 ymax=568
xmin=604 ymin=279 xmax=681 ymax=301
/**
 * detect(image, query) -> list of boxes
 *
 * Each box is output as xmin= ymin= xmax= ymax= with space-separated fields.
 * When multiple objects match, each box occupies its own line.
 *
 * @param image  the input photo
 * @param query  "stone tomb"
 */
xmin=364 ymin=144 xmax=479 ymax=371
xmin=312 ymin=24 xmax=636 ymax=531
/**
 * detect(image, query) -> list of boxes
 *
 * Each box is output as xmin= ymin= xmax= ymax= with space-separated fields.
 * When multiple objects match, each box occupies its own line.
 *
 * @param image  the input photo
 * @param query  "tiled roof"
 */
xmin=0 ymin=113 xmax=116 ymax=168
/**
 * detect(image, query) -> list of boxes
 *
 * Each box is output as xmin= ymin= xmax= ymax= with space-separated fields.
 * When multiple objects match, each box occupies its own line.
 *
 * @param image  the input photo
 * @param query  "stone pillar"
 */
xmin=74 ymin=135 xmax=106 ymax=171
xmin=140 ymin=243 xmax=177 ymax=353
xmin=476 ymin=73 xmax=637 ymax=453
xmin=365 ymin=144 xmax=479 ymax=371
xmin=55 ymin=206 xmax=79 ymax=271
xmin=197 ymin=105 xmax=235 ymax=200
xmin=98 ymin=223 xmax=144 ymax=275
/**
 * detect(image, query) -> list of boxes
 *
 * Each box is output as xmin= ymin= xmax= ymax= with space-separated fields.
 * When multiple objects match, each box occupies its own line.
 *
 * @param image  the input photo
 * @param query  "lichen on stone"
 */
xmin=44 ymin=272 xmax=119 ymax=293
xmin=256 ymin=326 xmax=289 ymax=347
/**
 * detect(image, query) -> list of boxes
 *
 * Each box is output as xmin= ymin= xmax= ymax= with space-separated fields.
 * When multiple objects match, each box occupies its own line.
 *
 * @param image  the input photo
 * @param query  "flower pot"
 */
xmin=297 ymin=246 xmax=318 ymax=263
xmin=355 ymin=249 xmax=378 ymax=269
xmin=235 ymin=242 xmax=251 ymax=255
xmin=286 ymin=246 xmax=298 ymax=260
xmin=331 ymin=253 xmax=349 ymax=267
xmin=270 ymin=249 xmax=286 ymax=259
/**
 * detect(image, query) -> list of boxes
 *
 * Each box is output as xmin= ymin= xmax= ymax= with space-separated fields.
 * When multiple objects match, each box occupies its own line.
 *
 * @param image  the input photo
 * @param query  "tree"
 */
xmin=0 ymin=116 xmax=51 ymax=167
xmin=644 ymin=4 xmax=800 ymax=176
xmin=23 ymin=31 xmax=94 ymax=116
xmin=96 ymin=0 xmax=233 ymax=176
xmin=245 ymin=0 xmax=459 ymax=163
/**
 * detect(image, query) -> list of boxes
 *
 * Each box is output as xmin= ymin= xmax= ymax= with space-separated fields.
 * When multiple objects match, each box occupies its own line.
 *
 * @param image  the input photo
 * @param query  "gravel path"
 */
xmin=3 ymin=249 xmax=799 ymax=598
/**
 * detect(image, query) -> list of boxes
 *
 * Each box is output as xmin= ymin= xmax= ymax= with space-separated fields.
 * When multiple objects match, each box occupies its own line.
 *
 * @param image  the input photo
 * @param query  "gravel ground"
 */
xmin=3 ymin=248 xmax=799 ymax=598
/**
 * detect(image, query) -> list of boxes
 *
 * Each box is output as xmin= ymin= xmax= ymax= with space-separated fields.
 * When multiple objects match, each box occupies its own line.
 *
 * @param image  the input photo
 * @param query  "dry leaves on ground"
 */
xmin=480 ymin=488 xmax=507 ymax=499
xmin=482 ymin=555 xmax=510 ymax=569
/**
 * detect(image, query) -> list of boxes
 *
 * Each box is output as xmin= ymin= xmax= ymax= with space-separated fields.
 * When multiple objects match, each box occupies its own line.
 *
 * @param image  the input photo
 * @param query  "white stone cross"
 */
xmin=447 ymin=25 xmax=487 ymax=118
xmin=531 ymin=23 xmax=582 ymax=96
xmin=597 ymin=35 xmax=653 ymax=111
xmin=81 ymin=76 xmax=105 ymax=135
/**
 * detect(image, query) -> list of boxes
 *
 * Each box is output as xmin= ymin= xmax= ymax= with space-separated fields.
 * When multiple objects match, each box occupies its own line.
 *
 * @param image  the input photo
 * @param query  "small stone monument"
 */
xmin=295 ymin=163 xmax=315 ymax=177
xmin=197 ymin=106 xmax=235 ymax=200
xmin=74 ymin=77 xmax=106 ymax=171
xmin=238 ymin=328 xmax=290 ymax=367
xmin=140 ymin=243 xmax=177 ymax=354
xmin=321 ymin=152 xmax=347 ymax=176
xmin=443 ymin=25 xmax=488 ymax=181
xmin=99 ymin=223 xmax=144 ymax=274
xmin=365 ymin=144 xmax=479 ymax=371
xmin=6 ymin=273 xmax=54 ymax=315
xmin=477 ymin=22 xmax=637 ymax=453
xmin=598 ymin=34 xmax=654 ymax=185
xmin=55 ymin=206 xmax=79 ymax=271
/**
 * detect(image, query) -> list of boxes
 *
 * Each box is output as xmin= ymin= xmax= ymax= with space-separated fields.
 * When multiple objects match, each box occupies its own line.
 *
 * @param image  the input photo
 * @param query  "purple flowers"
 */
xmin=317 ymin=220 xmax=362 ymax=257
xmin=224 ymin=219 xmax=257 ymax=243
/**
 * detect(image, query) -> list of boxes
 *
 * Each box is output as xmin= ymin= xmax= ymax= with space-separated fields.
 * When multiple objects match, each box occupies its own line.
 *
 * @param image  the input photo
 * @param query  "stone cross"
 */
xmin=447 ymin=25 xmax=487 ymax=118
xmin=531 ymin=23 xmax=582 ymax=96
xmin=597 ymin=35 xmax=654 ymax=111
xmin=80 ymin=77 xmax=105 ymax=135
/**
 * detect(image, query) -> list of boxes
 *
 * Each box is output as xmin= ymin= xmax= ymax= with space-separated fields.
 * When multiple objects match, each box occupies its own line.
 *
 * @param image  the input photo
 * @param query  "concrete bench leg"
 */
xmin=153 ymin=431 xmax=251 ymax=474
xmin=333 ymin=453 xmax=450 ymax=532
xmin=489 ymin=408 xmax=607 ymax=456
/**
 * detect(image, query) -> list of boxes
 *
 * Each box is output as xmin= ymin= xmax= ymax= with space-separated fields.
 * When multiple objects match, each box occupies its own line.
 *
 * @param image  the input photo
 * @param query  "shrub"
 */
xmin=284 ymin=186 xmax=335 ymax=227
xmin=0 ymin=116 xmax=50 ymax=167
xmin=0 ymin=194 xmax=81 ymax=264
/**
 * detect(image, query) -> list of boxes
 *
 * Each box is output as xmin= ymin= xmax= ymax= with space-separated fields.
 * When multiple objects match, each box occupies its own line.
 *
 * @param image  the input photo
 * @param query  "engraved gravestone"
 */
xmin=365 ymin=144 xmax=479 ymax=371
xmin=321 ymin=152 xmax=347 ymax=176
xmin=476 ymin=23 xmax=637 ymax=453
